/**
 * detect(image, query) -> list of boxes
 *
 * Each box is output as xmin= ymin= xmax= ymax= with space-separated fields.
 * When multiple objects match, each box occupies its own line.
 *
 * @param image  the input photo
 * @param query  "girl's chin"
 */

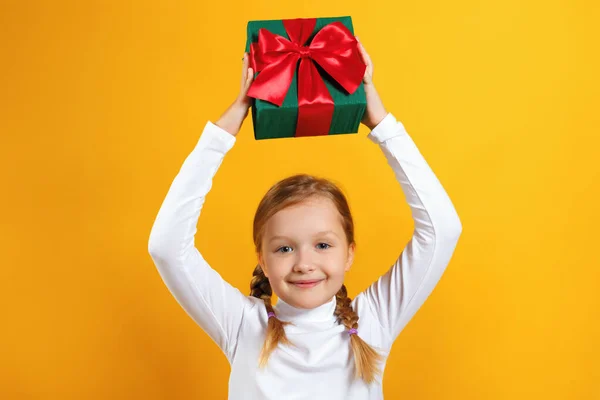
xmin=286 ymin=295 xmax=332 ymax=310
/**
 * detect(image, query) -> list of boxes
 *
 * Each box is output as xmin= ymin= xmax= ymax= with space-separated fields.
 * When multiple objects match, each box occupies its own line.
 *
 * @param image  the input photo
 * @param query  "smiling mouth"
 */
xmin=290 ymin=279 xmax=324 ymax=289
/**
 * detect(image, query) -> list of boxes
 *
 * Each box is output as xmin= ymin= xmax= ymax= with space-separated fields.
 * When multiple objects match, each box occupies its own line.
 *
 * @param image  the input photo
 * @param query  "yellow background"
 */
xmin=1 ymin=0 xmax=598 ymax=398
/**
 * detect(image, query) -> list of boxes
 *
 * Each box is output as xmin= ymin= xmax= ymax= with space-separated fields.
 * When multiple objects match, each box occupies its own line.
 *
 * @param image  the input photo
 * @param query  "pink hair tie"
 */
xmin=267 ymin=312 xmax=276 ymax=319
xmin=347 ymin=328 xmax=358 ymax=336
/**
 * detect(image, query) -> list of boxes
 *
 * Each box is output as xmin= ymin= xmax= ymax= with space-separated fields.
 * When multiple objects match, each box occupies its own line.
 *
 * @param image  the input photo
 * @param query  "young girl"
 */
xmin=148 ymin=39 xmax=462 ymax=399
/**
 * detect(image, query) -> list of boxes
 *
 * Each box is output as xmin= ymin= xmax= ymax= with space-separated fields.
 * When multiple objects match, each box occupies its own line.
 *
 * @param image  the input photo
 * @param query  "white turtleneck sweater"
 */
xmin=148 ymin=112 xmax=462 ymax=399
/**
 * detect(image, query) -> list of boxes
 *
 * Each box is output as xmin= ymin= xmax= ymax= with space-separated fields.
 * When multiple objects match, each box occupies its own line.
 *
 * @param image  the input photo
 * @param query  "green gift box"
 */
xmin=244 ymin=16 xmax=367 ymax=140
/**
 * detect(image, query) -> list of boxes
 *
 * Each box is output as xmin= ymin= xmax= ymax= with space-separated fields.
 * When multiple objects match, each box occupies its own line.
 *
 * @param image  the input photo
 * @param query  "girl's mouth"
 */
xmin=290 ymin=279 xmax=323 ymax=289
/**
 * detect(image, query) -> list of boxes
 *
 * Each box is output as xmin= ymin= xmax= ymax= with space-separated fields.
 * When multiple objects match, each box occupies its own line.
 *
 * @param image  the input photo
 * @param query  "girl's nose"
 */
xmin=292 ymin=249 xmax=316 ymax=273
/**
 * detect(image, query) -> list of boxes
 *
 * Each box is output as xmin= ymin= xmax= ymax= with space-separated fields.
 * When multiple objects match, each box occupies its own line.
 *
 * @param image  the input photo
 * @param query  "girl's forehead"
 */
xmin=272 ymin=197 xmax=337 ymax=219
xmin=265 ymin=198 xmax=343 ymax=235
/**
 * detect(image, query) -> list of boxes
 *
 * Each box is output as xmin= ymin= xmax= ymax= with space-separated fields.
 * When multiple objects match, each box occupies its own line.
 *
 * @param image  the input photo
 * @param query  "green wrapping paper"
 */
xmin=244 ymin=16 xmax=367 ymax=140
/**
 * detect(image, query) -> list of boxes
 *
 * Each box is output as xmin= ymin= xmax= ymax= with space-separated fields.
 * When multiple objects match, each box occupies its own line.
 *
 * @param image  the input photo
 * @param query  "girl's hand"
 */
xmin=356 ymin=37 xmax=389 ymax=130
xmin=215 ymin=53 xmax=255 ymax=137
xmin=236 ymin=52 xmax=255 ymax=109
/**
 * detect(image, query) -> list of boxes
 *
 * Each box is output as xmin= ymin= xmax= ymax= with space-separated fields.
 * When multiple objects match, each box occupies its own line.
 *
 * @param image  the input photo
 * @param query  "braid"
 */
xmin=334 ymin=284 xmax=359 ymax=330
xmin=250 ymin=264 xmax=273 ymax=301
xmin=335 ymin=284 xmax=384 ymax=384
xmin=250 ymin=264 xmax=294 ymax=368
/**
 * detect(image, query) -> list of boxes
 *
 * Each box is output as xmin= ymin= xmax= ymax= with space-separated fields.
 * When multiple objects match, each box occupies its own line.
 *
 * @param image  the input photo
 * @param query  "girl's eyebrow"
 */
xmin=315 ymin=230 xmax=339 ymax=238
xmin=268 ymin=230 xmax=339 ymax=243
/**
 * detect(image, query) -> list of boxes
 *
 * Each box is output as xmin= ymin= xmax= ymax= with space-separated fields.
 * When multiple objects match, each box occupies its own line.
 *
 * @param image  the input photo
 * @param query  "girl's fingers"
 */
xmin=246 ymin=68 xmax=254 ymax=88
xmin=241 ymin=67 xmax=254 ymax=96
xmin=355 ymin=37 xmax=364 ymax=54
xmin=241 ymin=53 xmax=249 ymax=81
xmin=358 ymin=43 xmax=372 ymax=68
xmin=355 ymin=38 xmax=373 ymax=84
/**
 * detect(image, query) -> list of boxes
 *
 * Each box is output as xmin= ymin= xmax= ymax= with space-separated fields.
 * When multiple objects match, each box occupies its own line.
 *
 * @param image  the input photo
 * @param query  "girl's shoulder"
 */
xmin=351 ymin=293 xmax=393 ymax=349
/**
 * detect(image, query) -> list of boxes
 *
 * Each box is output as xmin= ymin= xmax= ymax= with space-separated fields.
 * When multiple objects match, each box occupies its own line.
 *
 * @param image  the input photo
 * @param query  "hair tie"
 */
xmin=267 ymin=312 xmax=276 ymax=319
xmin=347 ymin=328 xmax=358 ymax=336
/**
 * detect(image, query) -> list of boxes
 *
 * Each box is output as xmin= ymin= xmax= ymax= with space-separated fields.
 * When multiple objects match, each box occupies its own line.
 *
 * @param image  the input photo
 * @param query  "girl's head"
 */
xmin=254 ymin=174 xmax=355 ymax=309
xmin=250 ymin=174 xmax=383 ymax=383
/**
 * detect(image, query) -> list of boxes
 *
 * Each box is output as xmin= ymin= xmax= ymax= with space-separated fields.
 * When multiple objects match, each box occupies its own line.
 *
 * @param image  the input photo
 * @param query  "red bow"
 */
xmin=247 ymin=18 xmax=366 ymax=137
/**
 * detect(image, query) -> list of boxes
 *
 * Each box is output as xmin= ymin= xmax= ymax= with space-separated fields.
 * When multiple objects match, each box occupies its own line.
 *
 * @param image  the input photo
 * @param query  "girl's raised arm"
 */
xmin=148 ymin=55 xmax=256 ymax=362
xmin=354 ymin=39 xmax=462 ymax=348
xmin=360 ymin=113 xmax=462 ymax=348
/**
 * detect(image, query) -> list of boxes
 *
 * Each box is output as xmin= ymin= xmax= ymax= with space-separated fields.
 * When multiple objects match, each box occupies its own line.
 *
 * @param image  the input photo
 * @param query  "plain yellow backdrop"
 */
xmin=1 ymin=0 xmax=598 ymax=398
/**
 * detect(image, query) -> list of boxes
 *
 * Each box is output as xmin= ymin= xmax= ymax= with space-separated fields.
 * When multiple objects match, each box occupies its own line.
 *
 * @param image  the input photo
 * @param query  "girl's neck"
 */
xmin=274 ymin=295 xmax=337 ymax=323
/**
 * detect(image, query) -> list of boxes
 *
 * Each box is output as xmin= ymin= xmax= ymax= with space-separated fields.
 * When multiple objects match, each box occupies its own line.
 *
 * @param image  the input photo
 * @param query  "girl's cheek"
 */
xmin=268 ymin=262 xmax=289 ymax=278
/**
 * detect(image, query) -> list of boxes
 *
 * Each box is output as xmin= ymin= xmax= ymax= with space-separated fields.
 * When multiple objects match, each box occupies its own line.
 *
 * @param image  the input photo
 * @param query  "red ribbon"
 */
xmin=247 ymin=18 xmax=366 ymax=137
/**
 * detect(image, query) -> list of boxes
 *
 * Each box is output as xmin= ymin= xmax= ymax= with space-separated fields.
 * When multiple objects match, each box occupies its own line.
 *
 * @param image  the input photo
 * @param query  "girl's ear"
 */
xmin=257 ymin=253 xmax=268 ymax=278
xmin=345 ymin=243 xmax=355 ymax=272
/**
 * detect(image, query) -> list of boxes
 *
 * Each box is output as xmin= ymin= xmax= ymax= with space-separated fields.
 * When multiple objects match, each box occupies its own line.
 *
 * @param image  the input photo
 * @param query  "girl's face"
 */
xmin=258 ymin=196 xmax=355 ymax=309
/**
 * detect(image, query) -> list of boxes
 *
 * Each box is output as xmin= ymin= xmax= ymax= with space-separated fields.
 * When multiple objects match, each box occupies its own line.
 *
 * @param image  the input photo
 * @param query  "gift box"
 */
xmin=244 ymin=16 xmax=367 ymax=140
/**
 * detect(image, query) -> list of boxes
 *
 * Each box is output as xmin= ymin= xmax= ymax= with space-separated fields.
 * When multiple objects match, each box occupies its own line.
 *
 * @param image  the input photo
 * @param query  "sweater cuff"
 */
xmin=194 ymin=120 xmax=237 ymax=154
xmin=367 ymin=112 xmax=408 ymax=144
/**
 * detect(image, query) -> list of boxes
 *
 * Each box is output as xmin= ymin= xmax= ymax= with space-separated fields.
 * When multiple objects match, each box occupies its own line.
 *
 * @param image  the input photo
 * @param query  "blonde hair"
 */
xmin=249 ymin=174 xmax=384 ymax=383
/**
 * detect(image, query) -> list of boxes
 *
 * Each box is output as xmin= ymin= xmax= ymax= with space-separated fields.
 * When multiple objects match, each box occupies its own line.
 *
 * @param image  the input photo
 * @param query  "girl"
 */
xmin=148 ymin=39 xmax=462 ymax=399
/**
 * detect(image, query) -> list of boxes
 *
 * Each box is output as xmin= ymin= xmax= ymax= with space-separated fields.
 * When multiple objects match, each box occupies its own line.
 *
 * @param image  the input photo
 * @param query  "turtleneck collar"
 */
xmin=274 ymin=294 xmax=337 ymax=323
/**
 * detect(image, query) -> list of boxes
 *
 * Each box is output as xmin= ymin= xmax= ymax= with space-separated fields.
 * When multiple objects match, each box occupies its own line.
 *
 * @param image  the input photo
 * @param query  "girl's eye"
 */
xmin=276 ymin=243 xmax=331 ymax=253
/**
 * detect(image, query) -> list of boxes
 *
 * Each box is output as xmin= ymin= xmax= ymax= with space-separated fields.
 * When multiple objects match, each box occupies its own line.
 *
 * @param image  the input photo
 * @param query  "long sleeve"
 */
xmin=147 ymin=121 xmax=255 ymax=362
xmin=361 ymin=113 xmax=463 ymax=346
